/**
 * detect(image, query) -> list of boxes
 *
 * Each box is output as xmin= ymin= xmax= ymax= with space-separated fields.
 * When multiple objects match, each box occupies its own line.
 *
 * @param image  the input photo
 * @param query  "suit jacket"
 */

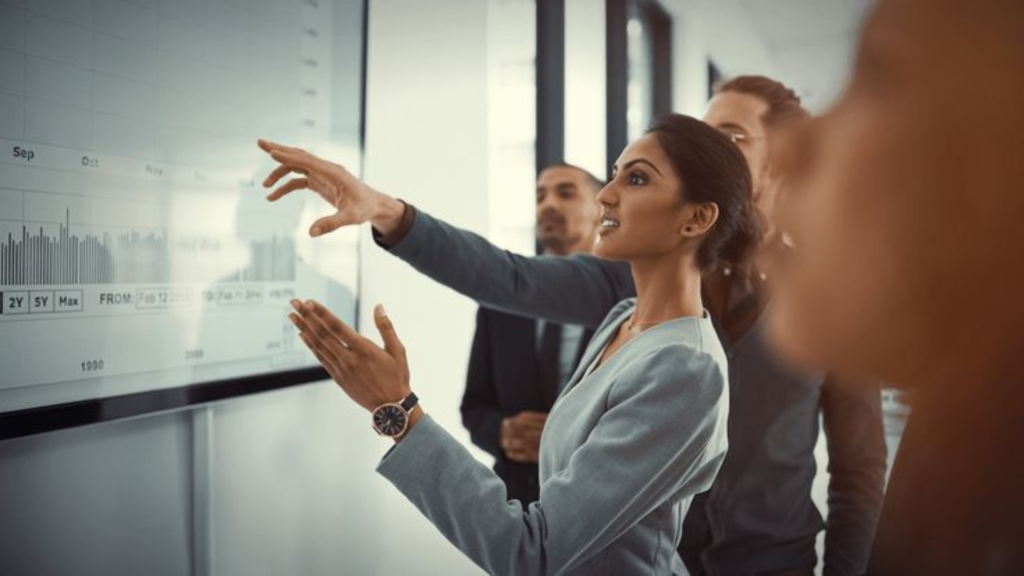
xmin=379 ymin=298 xmax=730 ymax=575
xmin=461 ymin=307 xmax=592 ymax=504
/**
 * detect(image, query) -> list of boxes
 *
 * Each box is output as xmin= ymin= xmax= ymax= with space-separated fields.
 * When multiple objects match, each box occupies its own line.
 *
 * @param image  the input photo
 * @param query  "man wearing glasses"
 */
xmin=679 ymin=76 xmax=887 ymax=576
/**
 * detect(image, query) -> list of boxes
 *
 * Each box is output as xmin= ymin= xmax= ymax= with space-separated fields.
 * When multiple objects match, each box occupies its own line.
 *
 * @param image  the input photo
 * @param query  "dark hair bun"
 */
xmin=646 ymin=114 xmax=764 ymax=269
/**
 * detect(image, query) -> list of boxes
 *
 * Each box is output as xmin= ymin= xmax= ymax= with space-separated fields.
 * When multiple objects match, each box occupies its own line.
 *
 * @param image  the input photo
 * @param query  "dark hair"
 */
xmin=541 ymin=162 xmax=605 ymax=191
xmin=646 ymin=114 xmax=762 ymax=269
xmin=715 ymin=75 xmax=810 ymax=129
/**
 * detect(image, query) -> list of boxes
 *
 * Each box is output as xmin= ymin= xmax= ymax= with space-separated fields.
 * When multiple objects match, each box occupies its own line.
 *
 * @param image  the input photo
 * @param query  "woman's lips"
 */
xmin=598 ymin=217 xmax=620 ymax=235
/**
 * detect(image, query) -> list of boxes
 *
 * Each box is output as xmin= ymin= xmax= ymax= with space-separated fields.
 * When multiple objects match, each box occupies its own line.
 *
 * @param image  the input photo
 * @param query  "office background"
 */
xmin=0 ymin=1 xmax=894 ymax=575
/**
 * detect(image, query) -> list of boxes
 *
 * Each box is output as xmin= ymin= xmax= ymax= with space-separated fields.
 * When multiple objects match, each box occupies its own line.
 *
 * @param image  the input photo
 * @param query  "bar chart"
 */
xmin=0 ymin=209 xmax=296 ymax=286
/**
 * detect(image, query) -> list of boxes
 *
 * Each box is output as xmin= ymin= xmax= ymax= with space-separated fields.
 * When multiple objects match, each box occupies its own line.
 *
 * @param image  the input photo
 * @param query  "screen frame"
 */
xmin=0 ymin=0 xmax=369 ymax=442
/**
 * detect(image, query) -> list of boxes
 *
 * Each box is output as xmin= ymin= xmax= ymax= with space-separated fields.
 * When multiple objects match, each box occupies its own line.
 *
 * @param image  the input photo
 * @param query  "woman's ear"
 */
xmin=681 ymin=202 xmax=720 ymax=238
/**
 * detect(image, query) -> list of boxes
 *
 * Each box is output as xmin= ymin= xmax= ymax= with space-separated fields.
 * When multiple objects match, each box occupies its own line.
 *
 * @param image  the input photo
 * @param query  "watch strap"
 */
xmin=399 ymin=392 xmax=419 ymax=412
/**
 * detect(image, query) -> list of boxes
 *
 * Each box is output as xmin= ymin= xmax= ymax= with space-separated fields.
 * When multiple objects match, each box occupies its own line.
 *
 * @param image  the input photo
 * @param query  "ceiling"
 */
xmin=733 ymin=0 xmax=875 ymax=111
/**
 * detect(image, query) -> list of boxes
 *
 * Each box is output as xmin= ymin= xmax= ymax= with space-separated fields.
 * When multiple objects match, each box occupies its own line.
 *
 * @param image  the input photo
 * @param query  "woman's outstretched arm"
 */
xmin=258 ymin=140 xmax=634 ymax=328
xmin=381 ymin=206 xmax=633 ymax=328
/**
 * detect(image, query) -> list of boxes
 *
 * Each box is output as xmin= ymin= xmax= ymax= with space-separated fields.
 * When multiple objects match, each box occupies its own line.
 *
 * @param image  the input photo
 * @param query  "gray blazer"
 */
xmin=377 ymin=297 xmax=730 ymax=575
xmin=380 ymin=208 xmax=887 ymax=575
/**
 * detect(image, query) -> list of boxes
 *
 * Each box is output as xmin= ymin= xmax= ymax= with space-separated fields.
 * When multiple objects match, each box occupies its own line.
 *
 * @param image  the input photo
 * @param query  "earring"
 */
xmin=684 ymin=226 xmax=693 ymax=233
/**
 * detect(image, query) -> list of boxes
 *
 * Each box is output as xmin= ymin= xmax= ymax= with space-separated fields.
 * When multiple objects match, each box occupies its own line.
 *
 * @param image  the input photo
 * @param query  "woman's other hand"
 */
xmin=257 ymin=139 xmax=405 ymax=238
xmin=289 ymin=300 xmax=411 ymax=412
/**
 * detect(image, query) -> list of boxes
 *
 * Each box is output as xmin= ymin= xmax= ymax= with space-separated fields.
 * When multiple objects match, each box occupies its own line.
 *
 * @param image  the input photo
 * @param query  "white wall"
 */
xmin=356 ymin=0 xmax=496 ymax=573
xmin=564 ymin=0 xmax=608 ymax=178
xmin=667 ymin=0 xmax=783 ymax=117
xmin=665 ymin=0 xmax=869 ymax=114
xmin=486 ymin=0 xmax=538 ymax=254
xmin=0 ymin=411 xmax=194 ymax=576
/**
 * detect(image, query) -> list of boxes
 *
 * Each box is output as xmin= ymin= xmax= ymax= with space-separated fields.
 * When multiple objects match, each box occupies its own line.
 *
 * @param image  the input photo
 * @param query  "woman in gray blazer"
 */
xmin=272 ymin=114 xmax=760 ymax=575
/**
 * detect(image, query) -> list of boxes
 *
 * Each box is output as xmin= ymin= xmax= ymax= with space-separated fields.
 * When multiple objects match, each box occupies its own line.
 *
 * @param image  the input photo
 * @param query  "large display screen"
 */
xmin=0 ymin=0 xmax=364 ymax=417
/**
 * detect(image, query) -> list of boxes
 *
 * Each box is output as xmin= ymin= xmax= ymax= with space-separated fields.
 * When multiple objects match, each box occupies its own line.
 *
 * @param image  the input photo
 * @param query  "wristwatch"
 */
xmin=371 ymin=392 xmax=419 ymax=438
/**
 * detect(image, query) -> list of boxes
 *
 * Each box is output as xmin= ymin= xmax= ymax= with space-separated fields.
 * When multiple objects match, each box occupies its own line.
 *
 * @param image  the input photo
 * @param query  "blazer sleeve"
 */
xmin=377 ymin=344 xmax=729 ymax=576
xmin=820 ymin=375 xmax=888 ymax=576
xmin=460 ymin=308 xmax=506 ymax=459
xmin=378 ymin=207 xmax=635 ymax=329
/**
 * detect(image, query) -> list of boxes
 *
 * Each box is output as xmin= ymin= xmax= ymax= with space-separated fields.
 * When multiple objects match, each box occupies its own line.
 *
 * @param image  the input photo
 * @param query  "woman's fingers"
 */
xmin=296 ymin=317 xmax=344 ymax=373
xmin=290 ymin=309 xmax=331 ymax=351
xmin=303 ymin=300 xmax=366 ymax=353
xmin=291 ymin=299 xmax=346 ymax=342
xmin=258 ymin=140 xmax=371 ymax=238
xmin=262 ymin=164 xmax=302 ymax=188
xmin=259 ymin=139 xmax=350 ymax=176
xmin=288 ymin=310 xmax=312 ymax=334
xmin=267 ymin=177 xmax=309 ymax=201
xmin=269 ymin=148 xmax=318 ymax=173
xmin=373 ymin=304 xmax=407 ymax=361
xmin=258 ymin=139 xmax=304 ymax=154
xmin=301 ymin=334 xmax=352 ymax=389
xmin=291 ymin=301 xmax=353 ymax=370
xmin=309 ymin=212 xmax=359 ymax=238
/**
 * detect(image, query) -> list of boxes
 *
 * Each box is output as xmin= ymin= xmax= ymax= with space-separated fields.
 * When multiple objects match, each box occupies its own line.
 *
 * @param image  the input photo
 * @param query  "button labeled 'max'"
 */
xmin=55 ymin=290 xmax=83 ymax=312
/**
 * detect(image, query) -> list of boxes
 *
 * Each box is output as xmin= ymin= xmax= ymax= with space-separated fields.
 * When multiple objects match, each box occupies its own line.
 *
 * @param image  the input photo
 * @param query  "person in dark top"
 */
xmin=681 ymin=76 xmax=888 ymax=576
xmin=767 ymin=0 xmax=1024 ymax=574
xmin=461 ymin=163 xmax=600 ymax=504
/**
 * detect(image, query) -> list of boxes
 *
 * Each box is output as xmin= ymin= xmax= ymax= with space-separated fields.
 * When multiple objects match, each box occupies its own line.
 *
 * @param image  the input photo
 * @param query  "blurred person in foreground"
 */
xmin=461 ymin=163 xmax=600 ymax=505
xmin=769 ymin=0 xmax=1024 ymax=574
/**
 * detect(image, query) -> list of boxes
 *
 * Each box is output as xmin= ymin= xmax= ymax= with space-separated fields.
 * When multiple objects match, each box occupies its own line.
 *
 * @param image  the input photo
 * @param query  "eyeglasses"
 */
xmin=719 ymin=130 xmax=767 ymax=145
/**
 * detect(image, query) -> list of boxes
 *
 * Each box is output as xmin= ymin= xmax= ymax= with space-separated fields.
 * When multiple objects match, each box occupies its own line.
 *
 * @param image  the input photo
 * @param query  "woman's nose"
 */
xmin=596 ymin=183 xmax=617 ymax=206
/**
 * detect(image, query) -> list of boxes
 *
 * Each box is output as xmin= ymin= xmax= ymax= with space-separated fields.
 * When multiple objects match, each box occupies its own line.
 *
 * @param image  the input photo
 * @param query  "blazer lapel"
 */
xmin=557 ymin=321 xmax=619 ymax=398
xmin=573 ymin=328 xmax=595 ymax=367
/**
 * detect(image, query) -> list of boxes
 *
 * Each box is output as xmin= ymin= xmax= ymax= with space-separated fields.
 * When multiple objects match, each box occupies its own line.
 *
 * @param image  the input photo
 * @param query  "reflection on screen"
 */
xmin=0 ymin=0 xmax=364 ymax=412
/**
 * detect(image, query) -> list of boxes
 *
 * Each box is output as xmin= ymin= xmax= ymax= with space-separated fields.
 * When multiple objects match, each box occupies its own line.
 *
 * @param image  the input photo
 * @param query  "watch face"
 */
xmin=373 ymin=404 xmax=408 ymax=436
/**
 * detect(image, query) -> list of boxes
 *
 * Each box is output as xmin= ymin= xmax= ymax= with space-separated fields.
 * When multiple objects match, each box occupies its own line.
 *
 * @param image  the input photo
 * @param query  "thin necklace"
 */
xmin=625 ymin=316 xmax=669 ymax=331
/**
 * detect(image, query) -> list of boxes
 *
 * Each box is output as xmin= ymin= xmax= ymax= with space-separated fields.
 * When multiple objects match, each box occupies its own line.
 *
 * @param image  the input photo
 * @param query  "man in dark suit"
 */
xmin=460 ymin=163 xmax=602 ymax=504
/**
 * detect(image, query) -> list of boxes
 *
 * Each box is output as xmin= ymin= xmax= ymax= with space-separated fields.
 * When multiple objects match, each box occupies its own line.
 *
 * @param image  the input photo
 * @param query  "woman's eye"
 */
xmin=628 ymin=172 xmax=647 ymax=186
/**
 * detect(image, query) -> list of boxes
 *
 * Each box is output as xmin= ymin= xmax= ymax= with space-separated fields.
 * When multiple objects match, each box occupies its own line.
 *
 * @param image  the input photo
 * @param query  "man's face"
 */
xmin=703 ymin=92 xmax=774 ymax=220
xmin=536 ymin=166 xmax=600 ymax=255
xmin=770 ymin=0 xmax=1024 ymax=384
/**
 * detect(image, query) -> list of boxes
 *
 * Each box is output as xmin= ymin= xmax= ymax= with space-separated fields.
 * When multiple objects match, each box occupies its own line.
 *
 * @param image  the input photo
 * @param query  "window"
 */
xmin=606 ymin=0 xmax=672 ymax=174
xmin=708 ymin=59 xmax=724 ymax=100
xmin=487 ymin=0 xmax=537 ymax=254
